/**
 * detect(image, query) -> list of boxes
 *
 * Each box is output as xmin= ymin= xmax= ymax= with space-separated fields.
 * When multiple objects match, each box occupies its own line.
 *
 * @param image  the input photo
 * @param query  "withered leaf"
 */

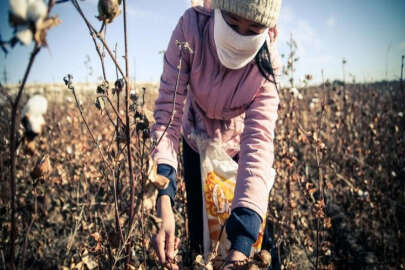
xmin=34 ymin=16 xmax=61 ymax=46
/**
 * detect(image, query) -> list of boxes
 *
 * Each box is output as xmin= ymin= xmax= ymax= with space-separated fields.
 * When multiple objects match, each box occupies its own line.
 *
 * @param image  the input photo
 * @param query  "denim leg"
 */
xmin=182 ymin=138 xmax=204 ymax=254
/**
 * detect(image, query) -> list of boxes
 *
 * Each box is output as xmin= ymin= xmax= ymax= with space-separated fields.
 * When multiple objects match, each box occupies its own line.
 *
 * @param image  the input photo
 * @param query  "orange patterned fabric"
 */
xmin=204 ymin=171 xmax=265 ymax=250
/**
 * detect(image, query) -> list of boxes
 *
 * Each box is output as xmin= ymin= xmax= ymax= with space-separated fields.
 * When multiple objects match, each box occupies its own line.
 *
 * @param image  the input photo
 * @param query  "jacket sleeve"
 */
xmin=151 ymin=12 xmax=193 ymax=170
xmin=231 ymin=80 xmax=280 ymax=219
xmin=157 ymin=164 xmax=177 ymax=206
xmin=231 ymin=41 xmax=281 ymax=219
xmin=226 ymin=207 xmax=262 ymax=256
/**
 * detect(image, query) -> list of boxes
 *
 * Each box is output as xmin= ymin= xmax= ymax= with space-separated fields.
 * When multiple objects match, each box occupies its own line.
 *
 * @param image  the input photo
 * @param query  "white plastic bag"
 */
xmin=190 ymin=133 xmax=270 ymax=259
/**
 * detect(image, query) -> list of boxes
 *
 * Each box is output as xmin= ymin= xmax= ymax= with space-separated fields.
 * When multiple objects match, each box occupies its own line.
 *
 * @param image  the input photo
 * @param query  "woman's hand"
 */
xmin=220 ymin=249 xmax=248 ymax=270
xmin=153 ymin=195 xmax=179 ymax=269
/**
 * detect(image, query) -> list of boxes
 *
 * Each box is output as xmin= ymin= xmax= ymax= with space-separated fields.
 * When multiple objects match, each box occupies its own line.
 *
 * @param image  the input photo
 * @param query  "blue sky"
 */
xmin=1 ymin=0 xmax=404 ymax=85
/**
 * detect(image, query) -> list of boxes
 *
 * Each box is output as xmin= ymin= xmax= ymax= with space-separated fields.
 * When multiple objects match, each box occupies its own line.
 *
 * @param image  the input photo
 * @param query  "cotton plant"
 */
xmin=8 ymin=0 xmax=60 ymax=46
xmin=97 ymin=0 xmax=122 ymax=24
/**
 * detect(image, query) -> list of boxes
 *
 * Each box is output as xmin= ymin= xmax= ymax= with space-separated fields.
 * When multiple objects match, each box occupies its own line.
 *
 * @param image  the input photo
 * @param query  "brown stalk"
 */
xmin=8 ymin=44 xmax=41 ymax=270
xmin=314 ymin=95 xmax=326 ymax=270
xmin=65 ymin=2 xmax=129 ymax=251
xmin=150 ymin=41 xmax=188 ymax=154
xmin=102 ymin=95 xmax=125 ymax=127
xmin=90 ymin=29 xmax=107 ymax=81
xmin=68 ymin=84 xmax=112 ymax=172
xmin=70 ymin=11 xmax=127 ymax=246
xmin=21 ymin=185 xmax=38 ymax=270
xmin=401 ymin=55 xmax=404 ymax=105
xmin=71 ymin=0 xmax=126 ymax=81
xmin=112 ymin=43 xmax=125 ymax=245
xmin=120 ymin=1 xmax=138 ymax=268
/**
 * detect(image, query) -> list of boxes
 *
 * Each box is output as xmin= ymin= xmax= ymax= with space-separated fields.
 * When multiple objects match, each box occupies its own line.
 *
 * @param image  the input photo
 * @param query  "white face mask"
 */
xmin=213 ymin=9 xmax=268 ymax=70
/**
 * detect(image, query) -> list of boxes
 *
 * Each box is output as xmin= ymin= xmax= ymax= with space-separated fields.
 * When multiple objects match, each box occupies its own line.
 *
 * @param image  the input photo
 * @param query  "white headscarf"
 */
xmin=213 ymin=9 xmax=268 ymax=70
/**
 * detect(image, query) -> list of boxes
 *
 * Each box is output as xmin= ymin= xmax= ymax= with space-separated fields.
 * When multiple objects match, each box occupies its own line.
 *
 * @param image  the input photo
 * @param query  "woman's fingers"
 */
xmin=165 ymin=237 xmax=181 ymax=270
xmin=153 ymin=232 xmax=166 ymax=264
xmin=153 ymin=233 xmax=180 ymax=267
xmin=175 ymin=237 xmax=180 ymax=250
xmin=164 ymin=261 xmax=179 ymax=270
xmin=165 ymin=231 xmax=176 ymax=261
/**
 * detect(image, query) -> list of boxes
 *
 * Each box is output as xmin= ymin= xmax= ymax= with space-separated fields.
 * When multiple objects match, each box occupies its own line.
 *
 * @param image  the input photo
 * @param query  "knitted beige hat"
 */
xmin=212 ymin=0 xmax=282 ymax=28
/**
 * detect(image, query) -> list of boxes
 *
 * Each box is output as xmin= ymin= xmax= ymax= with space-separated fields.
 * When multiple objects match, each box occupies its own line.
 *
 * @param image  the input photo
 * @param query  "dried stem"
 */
xmin=401 ymin=55 xmax=404 ymax=105
xmin=104 ymin=105 xmax=118 ymax=128
xmin=69 ymin=84 xmax=112 ymax=172
xmin=150 ymin=42 xmax=187 ymax=154
xmin=8 ymin=44 xmax=41 ymax=270
xmin=21 ymin=185 xmax=38 ymax=270
xmin=112 ymin=170 xmax=125 ymax=244
xmin=140 ymin=140 xmax=147 ymax=268
xmin=71 ymin=0 xmax=126 ymax=81
xmin=314 ymin=96 xmax=326 ymax=270
xmin=121 ymin=0 xmax=137 ymax=268
xmin=90 ymin=30 xmax=107 ymax=81
xmin=113 ymin=43 xmax=124 ymax=245
xmin=102 ymin=95 xmax=125 ymax=127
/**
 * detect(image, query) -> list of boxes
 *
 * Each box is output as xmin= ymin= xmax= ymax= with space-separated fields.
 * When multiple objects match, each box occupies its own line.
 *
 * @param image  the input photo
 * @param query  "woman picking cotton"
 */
xmin=150 ymin=0 xmax=282 ymax=269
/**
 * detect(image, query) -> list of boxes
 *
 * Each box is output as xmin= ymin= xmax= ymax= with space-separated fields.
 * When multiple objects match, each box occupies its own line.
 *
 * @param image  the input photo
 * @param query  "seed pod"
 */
xmin=25 ymin=141 xmax=36 ymax=156
xmin=257 ymin=249 xmax=272 ymax=267
xmin=248 ymin=263 xmax=260 ymax=270
xmin=205 ymin=262 xmax=213 ymax=270
xmin=31 ymin=154 xmax=50 ymax=179
xmin=130 ymin=90 xmax=138 ymax=104
xmin=97 ymin=0 xmax=122 ymax=24
xmin=95 ymin=96 xmax=105 ymax=111
xmin=96 ymin=80 xmax=109 ymax=95
xmin=114 ymin=78 xmax=125 ymax=93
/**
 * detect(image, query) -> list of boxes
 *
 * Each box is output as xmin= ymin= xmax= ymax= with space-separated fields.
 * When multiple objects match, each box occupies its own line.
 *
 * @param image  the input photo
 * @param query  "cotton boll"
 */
xmin=27 ymin=114 xmax=45 ymax=134
xmin=9 ymin=0 xmax=28 ymax=24
xmin=16 ymin=26 xmax=33 ymax=45
xmin=289 ymin=87 xmax=303 ymax=100
xmin=22 ymin=95 xmax=48 ymax=116
xmin=22 ymin=95 xmax=48 ymax=140
xmin=26 ymin=0 xmax=47 ymax=23
xmin=309 ymin=97 xmax=319 ymax=110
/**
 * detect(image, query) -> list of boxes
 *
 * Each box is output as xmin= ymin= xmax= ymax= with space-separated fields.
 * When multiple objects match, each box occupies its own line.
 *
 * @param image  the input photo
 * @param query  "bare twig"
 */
xmin=102 ymin=95 xmax=125 ymax=127
xmin=150 ymin=41 xmax=192 ymax=154
xmin=112 ymin=42 xmax=125 ymax=247
xmin=66 ymin=80 xmax=112 ymax=172
xmin=90 ymin=30 xmax=107 ymax=81
xmin=21 ymin=186 xmax=38 ymax=270
xmin=401 ymin=55 xmax=404 ymax=105
xmin=112 ymin=170 xmax=125 ymax=245
xmin=71 ymin=0 xmax=126 ymax=81
xmin=104 ymin=105 xmax=118 ymax=128
xmin=314 ymin=95 xmax=326 ymax=270
xmin=120 ymin=1 xmax=138 ymax=268
xmin=66 ymin=206 xmax=85 ymax=254
xmin=8 ymin=44 xmax=41 ymax=270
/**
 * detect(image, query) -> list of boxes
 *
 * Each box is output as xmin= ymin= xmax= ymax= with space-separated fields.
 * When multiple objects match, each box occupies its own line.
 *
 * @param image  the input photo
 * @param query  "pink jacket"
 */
xmin=151 ymin=7 xmax=281 ymax=218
